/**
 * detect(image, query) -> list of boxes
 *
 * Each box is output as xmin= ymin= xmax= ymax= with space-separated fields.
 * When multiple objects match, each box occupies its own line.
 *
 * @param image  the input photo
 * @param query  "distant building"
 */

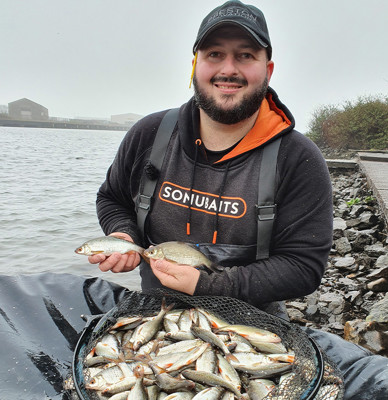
xmin=8 ymin=98 xmax=49 ymax=120
xmin=111 ymin=112 xmax=143 ymax=125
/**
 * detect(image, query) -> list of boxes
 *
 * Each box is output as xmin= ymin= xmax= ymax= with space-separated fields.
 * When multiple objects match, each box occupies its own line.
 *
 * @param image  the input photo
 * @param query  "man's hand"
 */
xmin=149 ymin=258 xmax=200 ymax=295
xmin=88 ymin=232 xmax=142 ymax=273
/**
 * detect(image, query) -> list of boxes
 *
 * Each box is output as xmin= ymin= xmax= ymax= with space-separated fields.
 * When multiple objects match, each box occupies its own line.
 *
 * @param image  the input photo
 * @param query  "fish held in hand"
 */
xmin=144 ymin=241 xmax=222 ymax=272
xmin=75 ymin=236 xmax=144 ymax=256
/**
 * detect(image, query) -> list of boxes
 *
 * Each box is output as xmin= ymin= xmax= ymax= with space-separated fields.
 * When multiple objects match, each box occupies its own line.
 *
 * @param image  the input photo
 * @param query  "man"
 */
xmin=90 ymin=3 xmax=388 ymax=398
xmin=90 ymin=0 xmax=333 ymax=317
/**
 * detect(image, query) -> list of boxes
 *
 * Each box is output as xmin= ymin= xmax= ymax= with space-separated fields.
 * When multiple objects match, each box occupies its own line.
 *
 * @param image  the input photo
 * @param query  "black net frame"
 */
xmin=72 ymin=289 xmax=344 ymax=400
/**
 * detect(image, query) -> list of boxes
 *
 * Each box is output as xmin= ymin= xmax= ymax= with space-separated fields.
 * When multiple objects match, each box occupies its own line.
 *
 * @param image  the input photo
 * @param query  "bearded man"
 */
xmin=91 ymin=1 xmax=332 ymax=315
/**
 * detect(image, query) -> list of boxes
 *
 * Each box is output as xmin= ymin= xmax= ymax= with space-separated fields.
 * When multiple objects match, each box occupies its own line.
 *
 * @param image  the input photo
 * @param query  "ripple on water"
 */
xmin=0 ymin=127 xmax=141 ymax=290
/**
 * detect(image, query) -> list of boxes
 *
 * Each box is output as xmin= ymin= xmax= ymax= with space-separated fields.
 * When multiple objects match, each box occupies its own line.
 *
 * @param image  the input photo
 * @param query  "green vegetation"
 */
xmin=346 ymin=196 xmax=376 ymax=208
xmin=346 ymin=198 xmax=361 ymax=207
xmin=306 ymin=95 xmax=388 ymax=150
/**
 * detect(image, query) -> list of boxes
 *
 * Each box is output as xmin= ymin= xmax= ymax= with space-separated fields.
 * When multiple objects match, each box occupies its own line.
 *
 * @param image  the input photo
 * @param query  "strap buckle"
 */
xmin=256 ymin=204 xmax=277 ymax=221
xmin=138 ymin=194 xmax=152 ymax=211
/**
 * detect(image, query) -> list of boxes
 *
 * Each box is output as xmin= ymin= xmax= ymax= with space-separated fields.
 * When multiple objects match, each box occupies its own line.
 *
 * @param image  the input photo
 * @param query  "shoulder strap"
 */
xmin=256 ymin=137 xmax=282 ymax=260
xmin=136 ymin=108 xmax=179 ymax=237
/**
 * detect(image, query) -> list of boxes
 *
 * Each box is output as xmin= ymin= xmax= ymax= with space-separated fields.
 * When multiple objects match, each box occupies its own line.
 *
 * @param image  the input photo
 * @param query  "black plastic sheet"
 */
xmin=0 ymin=273 xmax=128 ymax=400
xmin=0 ymin=273 xmax=387 ymax=399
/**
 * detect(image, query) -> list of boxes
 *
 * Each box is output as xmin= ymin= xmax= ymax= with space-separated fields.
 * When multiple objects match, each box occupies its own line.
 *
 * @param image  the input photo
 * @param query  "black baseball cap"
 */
xmin=193 ymin=0 xmax=272 ymax=59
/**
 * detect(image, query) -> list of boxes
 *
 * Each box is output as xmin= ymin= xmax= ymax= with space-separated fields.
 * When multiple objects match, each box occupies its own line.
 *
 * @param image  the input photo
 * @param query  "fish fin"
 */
xmin=134 ymin=353 xmax=152 ymax=362
xmin=210 ymin=262 xmax=224 ymax=272
xmin=226 ymin=353 xmax=239 ymax=363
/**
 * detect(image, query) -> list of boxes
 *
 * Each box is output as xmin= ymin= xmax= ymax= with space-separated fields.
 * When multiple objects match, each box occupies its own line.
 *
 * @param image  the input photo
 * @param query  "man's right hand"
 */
xmin=88 ymin=232 xmax=142 ymax=273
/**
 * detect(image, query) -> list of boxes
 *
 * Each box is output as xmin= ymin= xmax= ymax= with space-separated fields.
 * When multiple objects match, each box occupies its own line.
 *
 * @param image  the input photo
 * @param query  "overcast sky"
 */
xmin=1 ymin=0 xmax=387 ymax=132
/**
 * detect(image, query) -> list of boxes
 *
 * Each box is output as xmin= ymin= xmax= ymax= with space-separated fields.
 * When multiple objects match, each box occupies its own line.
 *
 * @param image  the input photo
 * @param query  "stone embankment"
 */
xmin=286 ymin=163 xmax=388 ymax=356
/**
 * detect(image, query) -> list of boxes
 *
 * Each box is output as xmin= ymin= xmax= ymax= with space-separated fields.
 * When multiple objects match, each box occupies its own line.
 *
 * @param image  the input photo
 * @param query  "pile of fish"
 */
xmin=75 ymin=299 xmax=340 ymax=400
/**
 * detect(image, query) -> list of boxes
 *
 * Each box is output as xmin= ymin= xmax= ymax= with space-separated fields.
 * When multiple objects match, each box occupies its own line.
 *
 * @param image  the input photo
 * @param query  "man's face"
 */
xmin=193 ymin=26 xmax=274 ymax=124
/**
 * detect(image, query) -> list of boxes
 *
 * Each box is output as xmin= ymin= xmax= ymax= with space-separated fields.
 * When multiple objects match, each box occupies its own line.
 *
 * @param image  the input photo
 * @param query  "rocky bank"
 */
xmin=285 ymin=164 xmax=388 ymax=356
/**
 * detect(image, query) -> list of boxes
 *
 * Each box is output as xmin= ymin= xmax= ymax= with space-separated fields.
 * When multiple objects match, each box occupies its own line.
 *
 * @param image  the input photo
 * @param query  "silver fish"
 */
xmin=191 ymin=324 xmax=238 ymax=363
xmin=165 ymin=330 xmax=196 ymax=341
xmin=127 ymin=365 xmax=148 ymax=400
xmin=195 ymin=309 xmax=230 ymax=330
xmin=178 ymin=309 xmax=194 ymax=332
xmin=192 ymin=386 xmax=225 ymax=399
xmin=230 ymin=352 xmax=292 ymax=378
xmin=216 ymin=353 xmax=241 ymax=391
xmin=109 ymin=316 xmax=144 ymax=331
xmin=247 ymin=379 xmax=275 ymax=400
xmin=181 ymin=370 xmax=241 ymax=398
xmin=132 ymin=300 xmax=174 ymax=351
xmin=196 ymin=347 xmax=217 ymax=374
xmin=143 ymin=241 xmax=222 ymax=272
xmin=109 ymin=392 xmax=131 ymax=400
xmin=75 ymin=235 xmax=144 ymax=256
xmin=156 ymin=339 xmax=204 ymax=357
xmin=150 ymin=363 xmax=196 ymax=392
xmin=147 ymin=385 xmax=161 ymax=400
xmin=214 ymin=324 xmax=282 ymax=346
xmin=84 ymin=364 xmax=129 ymax=391
xmin=164 ymin=392 xmax=196 ymax=399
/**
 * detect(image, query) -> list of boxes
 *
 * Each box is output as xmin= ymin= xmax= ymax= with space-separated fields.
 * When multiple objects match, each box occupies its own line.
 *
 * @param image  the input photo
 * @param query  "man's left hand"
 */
xmin=149 ymin=259 xmax=200 ymax=295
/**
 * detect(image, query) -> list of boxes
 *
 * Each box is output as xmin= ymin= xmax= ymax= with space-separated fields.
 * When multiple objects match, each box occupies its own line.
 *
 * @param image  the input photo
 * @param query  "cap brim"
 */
xmin=193 ymin=20 xmax=269 ymax=54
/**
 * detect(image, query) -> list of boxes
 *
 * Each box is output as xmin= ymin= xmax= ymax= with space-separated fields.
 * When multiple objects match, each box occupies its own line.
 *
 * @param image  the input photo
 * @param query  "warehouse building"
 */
xmin=8 ymin=98 xmax=49 ymax=120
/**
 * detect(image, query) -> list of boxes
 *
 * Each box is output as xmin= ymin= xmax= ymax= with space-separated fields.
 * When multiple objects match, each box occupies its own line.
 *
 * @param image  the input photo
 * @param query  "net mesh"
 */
xmin=72 ymin=289 xmax=344 ymax=400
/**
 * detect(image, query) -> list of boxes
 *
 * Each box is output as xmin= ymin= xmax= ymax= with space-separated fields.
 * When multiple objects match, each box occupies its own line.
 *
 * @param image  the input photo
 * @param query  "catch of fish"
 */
xmin=72 ymin=299 xmax=340 ymax=400
xmin=75 ymin=236 xmax=220 ymax=272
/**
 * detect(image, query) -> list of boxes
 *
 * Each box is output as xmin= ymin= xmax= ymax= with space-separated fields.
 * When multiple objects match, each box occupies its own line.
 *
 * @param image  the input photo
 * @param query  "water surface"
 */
xmin=0 ymin=126 xmax=141 ymax=289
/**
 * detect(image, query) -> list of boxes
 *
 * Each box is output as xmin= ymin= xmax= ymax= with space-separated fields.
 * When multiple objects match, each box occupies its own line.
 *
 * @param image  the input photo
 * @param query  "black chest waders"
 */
xmin=135 ymin=107 xmax=281 ymax=261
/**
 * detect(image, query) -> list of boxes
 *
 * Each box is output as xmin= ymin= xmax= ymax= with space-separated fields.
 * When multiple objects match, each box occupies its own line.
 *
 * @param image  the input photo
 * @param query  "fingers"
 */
xmin=97 ymin=252 xmax=141 ymax=273
xmin=88 ymin=254 xmax=107 ymax=265
xmin=150 ymin=259 xmax=200 ymax=295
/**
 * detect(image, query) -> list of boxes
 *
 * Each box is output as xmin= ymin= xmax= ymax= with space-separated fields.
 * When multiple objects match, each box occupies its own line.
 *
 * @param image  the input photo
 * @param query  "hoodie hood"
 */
xmin=180 ymin=86 xmax=295 ymax=165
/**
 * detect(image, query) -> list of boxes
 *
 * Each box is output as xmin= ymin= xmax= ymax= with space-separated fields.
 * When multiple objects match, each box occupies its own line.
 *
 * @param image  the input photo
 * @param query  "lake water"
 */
xmin=0 ymin=126 xmax=141 ymax=290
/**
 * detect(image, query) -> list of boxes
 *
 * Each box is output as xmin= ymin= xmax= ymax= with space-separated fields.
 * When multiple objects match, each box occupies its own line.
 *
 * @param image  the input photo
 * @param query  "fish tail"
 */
xmin=161 ymin=297 xmax=175 ymax=314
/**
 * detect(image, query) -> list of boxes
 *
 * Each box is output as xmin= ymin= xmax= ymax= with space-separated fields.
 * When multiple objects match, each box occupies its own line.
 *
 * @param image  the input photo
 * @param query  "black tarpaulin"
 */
xmin=0 ymin=273 xmax=387 ymax=400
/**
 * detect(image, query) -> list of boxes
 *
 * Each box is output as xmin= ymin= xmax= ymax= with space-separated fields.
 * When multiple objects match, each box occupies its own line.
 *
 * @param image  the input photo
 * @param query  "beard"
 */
xmin=193 ymin=75 xmax=268 ymax=125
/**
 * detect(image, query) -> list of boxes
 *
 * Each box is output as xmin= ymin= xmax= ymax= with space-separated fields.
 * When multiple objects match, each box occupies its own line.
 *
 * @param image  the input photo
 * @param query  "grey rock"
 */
xmin=364 ymin=244 xmax=387 ymax=257
xmin=334 ymin=237 xmax=352 ymax=256
xmin=350 ymin=230 xmax=374 ymax=252
xmin=334 ymin=256 xmax=356 ymax=269
xmin=366 ymin=294 xmax=388 ymax=323
xmin=376 ymin=254 xmax=388 ymax=268
xmin=358 ymin=211 xmax=379 ymax=229
xmin=285 ymin=167 xmax=388 ymax=355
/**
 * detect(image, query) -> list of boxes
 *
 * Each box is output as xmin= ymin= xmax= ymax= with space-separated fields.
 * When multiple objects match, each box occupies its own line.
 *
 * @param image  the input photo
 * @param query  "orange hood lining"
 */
xmin=215 ymin=93 xmax=291 ymax=164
